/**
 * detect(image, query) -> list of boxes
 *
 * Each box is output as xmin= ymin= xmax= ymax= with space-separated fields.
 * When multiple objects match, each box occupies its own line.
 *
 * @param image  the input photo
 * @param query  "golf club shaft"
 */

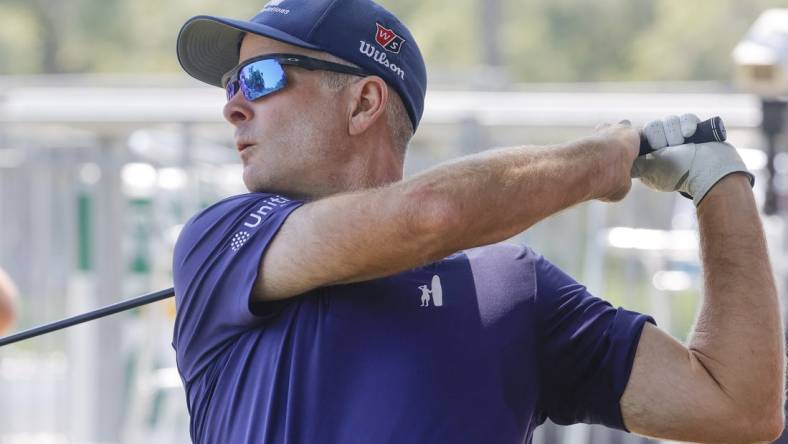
xmin=0 ymin=287 xmax=175 ymax=347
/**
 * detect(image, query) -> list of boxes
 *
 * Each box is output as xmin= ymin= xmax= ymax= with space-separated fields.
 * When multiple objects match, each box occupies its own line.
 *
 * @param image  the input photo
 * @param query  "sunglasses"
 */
xmin=221 ymin=53 xmax=370 ymax=102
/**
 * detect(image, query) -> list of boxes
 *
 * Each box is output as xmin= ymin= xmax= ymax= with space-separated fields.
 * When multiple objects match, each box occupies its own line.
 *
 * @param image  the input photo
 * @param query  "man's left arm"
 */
xmin=620 ymin=175 xmax=785 ymax=443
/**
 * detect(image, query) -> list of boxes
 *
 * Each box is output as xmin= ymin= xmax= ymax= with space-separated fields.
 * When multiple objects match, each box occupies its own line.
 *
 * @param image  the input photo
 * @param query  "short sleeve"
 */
xmin=171 ymin=193 xmax=304 ymax=380
xmin=533 ymin=254 xmax=655 ymax=431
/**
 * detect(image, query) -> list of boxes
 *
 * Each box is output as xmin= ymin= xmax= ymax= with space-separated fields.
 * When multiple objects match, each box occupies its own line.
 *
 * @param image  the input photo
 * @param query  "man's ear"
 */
xmin=348 ymin=76 xmax=388 ymax=136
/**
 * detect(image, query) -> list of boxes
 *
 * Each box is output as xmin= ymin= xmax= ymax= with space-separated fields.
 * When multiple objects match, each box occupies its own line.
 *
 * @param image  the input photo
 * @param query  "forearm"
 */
xmin=259 ymin=130 xmax=635 ymax=298
xmin=692 ymin=174 xmax=785 ymax=429
xmin=401 ymin=134 xmax=622 ymax=255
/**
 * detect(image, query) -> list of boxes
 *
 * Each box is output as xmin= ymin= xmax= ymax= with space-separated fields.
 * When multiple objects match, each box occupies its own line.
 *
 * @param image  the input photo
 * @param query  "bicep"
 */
xmin=620 ymin=323 xmax=745 ymax=441
xmin=253 ymin=184 xmax=452 ymax=301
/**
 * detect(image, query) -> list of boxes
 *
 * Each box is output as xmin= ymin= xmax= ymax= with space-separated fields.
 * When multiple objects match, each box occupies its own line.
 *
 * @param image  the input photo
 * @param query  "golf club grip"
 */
xmin=0 ymin=287 xmax=175 ymax=347
xmin=639 ymin=116 xmax=727 ymax=156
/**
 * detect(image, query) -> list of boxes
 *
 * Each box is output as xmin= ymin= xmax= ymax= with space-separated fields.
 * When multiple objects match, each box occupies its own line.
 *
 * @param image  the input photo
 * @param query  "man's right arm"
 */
xmin=254 ymin=125 xmax=639 ymax=301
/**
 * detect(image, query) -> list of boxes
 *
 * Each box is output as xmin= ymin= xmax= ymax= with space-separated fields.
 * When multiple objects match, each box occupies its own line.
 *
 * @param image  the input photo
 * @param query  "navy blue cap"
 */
xmin=177 ymin=0 xmax=427 ymax=131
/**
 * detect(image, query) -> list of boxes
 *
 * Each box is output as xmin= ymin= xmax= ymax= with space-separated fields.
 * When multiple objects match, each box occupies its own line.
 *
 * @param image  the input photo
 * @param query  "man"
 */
xmin=172 ymin=1 xmax=784 ymax=442
xmin=0 ymin=267 xmax=17 ymax=335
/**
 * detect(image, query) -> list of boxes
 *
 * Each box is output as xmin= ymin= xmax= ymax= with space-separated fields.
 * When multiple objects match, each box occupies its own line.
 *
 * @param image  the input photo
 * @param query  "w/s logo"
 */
xmin=375 ymin=23 xmax=405 ymax=54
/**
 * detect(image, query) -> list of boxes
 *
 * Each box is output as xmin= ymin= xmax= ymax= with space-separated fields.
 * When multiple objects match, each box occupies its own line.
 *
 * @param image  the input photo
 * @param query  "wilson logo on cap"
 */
xmin=375 ymin=23 xmax=405 ymax=54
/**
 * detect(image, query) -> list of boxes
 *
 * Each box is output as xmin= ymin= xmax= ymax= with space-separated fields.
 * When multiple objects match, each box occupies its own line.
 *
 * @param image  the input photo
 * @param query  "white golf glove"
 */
xmin=631 ymin=114 xmax=754 ymax=207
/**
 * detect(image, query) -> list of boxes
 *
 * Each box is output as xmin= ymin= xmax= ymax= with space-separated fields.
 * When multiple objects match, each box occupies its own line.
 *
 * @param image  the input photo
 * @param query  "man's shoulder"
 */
xmin=463 ymin=241 xmax=539 ymax=267
xmin=449 ymin=241 xmax=540 ymax=304
xmin=404 ymin=241 xmax=541 ymax=289
xmin=185 ymin=192 xmax=295 ymax=225
xmin=176 ymin=193 xmax=299 ymax=246
xmin=451 ymin=242 xmax=541 ymax=323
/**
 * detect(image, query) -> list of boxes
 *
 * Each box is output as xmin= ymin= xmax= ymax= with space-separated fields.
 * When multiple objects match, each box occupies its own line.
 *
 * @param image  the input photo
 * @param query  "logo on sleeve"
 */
xmin=231 ymin=231 xmax=251 ymax=252
xmin=375 ymin=23 xmax=405 ymax=54
xmin=418 ymin=274 xmax=443 ymax=307
xmin=229 ymin=195 xmax=291 ymax=253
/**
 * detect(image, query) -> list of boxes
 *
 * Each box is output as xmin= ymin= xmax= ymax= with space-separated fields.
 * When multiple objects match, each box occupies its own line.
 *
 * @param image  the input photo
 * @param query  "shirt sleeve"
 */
xmin=533 ymin=253 xmax=655 ymax=431
xmin=171 ymin=193 xmax=304 ymax=379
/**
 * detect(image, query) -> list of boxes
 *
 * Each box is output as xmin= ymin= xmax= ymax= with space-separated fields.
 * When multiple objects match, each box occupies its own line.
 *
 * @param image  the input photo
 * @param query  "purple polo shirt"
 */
xmin=172 ymin=192 xmax=654 ymax=443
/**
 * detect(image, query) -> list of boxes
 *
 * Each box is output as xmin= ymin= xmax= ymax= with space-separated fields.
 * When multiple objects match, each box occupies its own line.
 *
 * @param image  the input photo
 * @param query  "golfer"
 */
xmin=172 ymin=1 xmax=784 ymax=442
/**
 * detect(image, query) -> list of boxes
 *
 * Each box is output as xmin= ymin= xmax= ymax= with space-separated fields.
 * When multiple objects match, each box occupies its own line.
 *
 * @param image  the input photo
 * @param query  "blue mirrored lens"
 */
xmin=239 ymin=59 xmax=287 ymax=101
xmin=225 ymin=81 xmax=238 ymax=101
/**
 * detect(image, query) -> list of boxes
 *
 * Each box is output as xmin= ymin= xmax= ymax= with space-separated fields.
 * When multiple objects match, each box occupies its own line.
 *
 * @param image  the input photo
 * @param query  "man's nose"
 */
xmin=223 ymin=92 xmax=253 ymax=126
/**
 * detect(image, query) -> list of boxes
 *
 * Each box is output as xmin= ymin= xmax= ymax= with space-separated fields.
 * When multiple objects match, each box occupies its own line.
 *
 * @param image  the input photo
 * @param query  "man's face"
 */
xmin=223 ymin=34 xmax=353 ymax=198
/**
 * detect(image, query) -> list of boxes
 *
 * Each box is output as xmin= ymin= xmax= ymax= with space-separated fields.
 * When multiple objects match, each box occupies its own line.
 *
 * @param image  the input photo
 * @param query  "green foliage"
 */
xmin=628 ymin=0 xmax=788 ymax=81
xmin=2 ymin=0 xmax=788 ymax=81
xmin=0 ymin=2 xmax=42 ymax=73
xmin=389 ymin=0 xmax=480 ymax=66
xmin=499 ymin=0 xmax=655 ymax=81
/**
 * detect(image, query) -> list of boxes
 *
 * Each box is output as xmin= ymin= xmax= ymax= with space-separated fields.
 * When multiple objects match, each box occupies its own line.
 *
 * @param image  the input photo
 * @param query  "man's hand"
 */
xmin=593 ymin=121 xmax=640 ymax=203
xmin=631 ymin=114 xmax=754 ymax=206
xmin=641 ymin=113 xmax=701 ymax=150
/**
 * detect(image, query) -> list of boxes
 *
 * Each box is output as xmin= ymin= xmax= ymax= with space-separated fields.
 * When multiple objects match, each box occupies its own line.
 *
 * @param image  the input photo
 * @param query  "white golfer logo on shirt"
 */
xmin=419 ymin=275 xmax=443 ymax=307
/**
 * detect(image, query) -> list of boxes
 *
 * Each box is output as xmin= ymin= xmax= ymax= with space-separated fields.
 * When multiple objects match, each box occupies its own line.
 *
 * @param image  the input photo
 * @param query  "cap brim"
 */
xmin=177 ymin=15 xmax=322 ymax=88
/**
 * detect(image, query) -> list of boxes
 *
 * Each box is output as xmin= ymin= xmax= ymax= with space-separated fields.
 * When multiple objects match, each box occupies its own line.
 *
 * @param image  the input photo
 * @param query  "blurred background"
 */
xmin=1 ymin=0 xmax=788 ymax=443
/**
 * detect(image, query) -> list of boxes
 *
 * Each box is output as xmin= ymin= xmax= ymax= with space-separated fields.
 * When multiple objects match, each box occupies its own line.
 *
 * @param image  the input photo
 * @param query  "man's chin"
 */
xmin=243 ymin=174 xmax=291 ymax=197
xmin=241 ymin=170 xmax=316 ymax=200
xmin=242 ymin=167 xmax=269 ymax=192
xmin=244 ymin=179 xmax=270 ymax=194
